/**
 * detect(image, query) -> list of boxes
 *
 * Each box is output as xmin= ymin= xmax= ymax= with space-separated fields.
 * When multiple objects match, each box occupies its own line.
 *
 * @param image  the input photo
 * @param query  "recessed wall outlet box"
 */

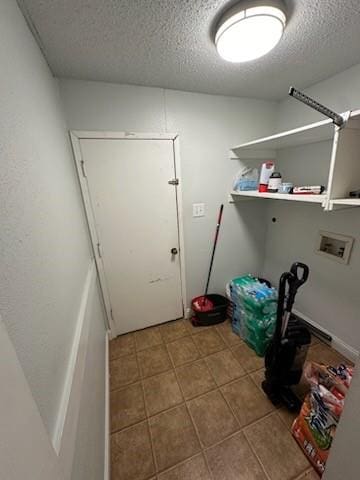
xmin=193 ymin=203 xmax=205 ymax=217
xmin=316 ymin=231 xmax=354 ymax=264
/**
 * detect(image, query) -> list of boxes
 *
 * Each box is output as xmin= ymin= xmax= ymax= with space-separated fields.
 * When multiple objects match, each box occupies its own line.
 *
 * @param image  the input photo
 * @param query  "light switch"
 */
xmin=193 ymin=203 xmax=205 ymax=217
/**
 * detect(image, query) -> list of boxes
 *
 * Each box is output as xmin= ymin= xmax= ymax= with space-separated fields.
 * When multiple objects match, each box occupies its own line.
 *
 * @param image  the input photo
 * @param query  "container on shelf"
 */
xmin=268 ymin=172 xmax=282 ymax=192
xmin=258 ymin=162 xmax=275 ymax=192
xmin=278 ymin=182 xmax=293 ymax=193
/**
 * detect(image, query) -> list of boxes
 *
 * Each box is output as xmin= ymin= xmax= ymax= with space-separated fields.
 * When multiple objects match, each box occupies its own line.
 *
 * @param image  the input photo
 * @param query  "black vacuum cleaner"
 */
xmin=262 ymin=262 xmax=311 ymax=411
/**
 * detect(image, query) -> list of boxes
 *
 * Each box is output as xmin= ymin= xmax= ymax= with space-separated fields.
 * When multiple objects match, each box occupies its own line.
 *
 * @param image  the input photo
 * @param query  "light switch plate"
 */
xmin=193 ymin=203 xmax=205 ymax=217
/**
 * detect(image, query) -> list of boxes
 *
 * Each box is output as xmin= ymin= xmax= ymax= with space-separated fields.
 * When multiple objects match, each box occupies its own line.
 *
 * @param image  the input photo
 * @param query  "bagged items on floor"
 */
xmin=230 ymin=275 xmax=277 ymax=356
xmin=292 ymin=361 xmax=353 ymax=476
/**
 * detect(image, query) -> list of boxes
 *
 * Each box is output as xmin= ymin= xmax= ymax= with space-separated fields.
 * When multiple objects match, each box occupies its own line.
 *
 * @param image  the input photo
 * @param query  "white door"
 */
xmin=79 ymin=138 xmax=183 ymax=335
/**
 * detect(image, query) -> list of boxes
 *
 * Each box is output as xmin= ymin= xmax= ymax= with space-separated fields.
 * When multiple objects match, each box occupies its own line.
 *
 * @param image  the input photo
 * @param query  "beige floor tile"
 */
xmin=176 ymin=360 xmax=216 ymax=400
xmin=167 ymin=336 xmax=200 ymax=366
xmin=158 ymin=454 xmax=211 ymax=480
xmin=205 ymin=431 xmax=266 ymax=480
xmin=188 ymin=390 xmax=239 ymax=447
xmin=184 ymin=318 xmax=214 ymax=333
xmin=205 ymin=349 xmax=246 ymax=386
xmin=277 ymin=407 xmax=298 ymax=430
xmin=161 ymin=320 xmax=189 ymax=343
xmin=110 ymin=354 xmax=140 ymax=391
xmin=232 ymin=343 xmax=264 ymax=373
xmin=297 ymin=469 xmax=321 ymax=479
xmin=245 ymin=413 xmax=309 ymax=480
xmin=111 ymin=421 xmax=155 ymax=480
xmin=138 ymin=344 xmax=172 ymax=378
xmin=111 ymin=382 xmax=146 ymax=432
xmin=222 ymin=376 xmax=274 ymax=428
xmin=149 ymin=405 xmax=201 ymax=472
xmin=192 ymin=329 xmax=226 ymax=357
xmin=110 ymin=333 xmax=135 ymax=360
xmin=143 ymin=370 xmax=183 ymax=416
xmin=135 ymin=325 xmax=163 ymax=351
xmin=306 ymin=342 xmax=352 ymax=366
xmin=250 ymin=368 xmax=265 ymax=391
xmin=216 ymin=320 xmax=243 ymax=347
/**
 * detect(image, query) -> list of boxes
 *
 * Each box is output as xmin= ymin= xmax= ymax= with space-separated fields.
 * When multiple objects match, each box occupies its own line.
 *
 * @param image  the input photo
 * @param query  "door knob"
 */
xmin=171 ymin=247 xmax=178 ymax=255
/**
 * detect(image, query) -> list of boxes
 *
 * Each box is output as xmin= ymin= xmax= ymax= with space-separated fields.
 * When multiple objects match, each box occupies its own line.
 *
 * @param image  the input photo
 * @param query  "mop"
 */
xmin=192 ymin=204 xmax=224 ymax=312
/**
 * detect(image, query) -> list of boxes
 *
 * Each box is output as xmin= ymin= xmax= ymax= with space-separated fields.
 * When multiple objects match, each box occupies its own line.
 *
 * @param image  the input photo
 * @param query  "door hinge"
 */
xmin=97 ymin=242 xmax=102 ymax=258
xmin=110 ymin=308 xmax=114 ymax=320
xmin=80 ymin=160 xmax=86 ymax=178
xmin=168 ymin=178 xmax=179 ymax=185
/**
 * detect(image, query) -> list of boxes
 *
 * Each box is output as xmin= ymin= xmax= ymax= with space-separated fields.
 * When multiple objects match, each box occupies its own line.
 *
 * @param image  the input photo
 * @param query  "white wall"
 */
xmin=70 ymin=279 xmax=106 ymax=480
xmin=276 ymin=63 xmax=360 ymax=131
xmin=0 ymin=2 xmax=106 ymax=478
xmin=59 ymin=79 xmax=277 ymax=305
xmin=262 ymin=64 xmax=360 ymax=353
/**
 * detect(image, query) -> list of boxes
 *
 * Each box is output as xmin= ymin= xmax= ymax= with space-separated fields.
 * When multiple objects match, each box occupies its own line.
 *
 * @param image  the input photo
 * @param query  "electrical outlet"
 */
xmin=193 ymin=203 xmax=205 ymax=217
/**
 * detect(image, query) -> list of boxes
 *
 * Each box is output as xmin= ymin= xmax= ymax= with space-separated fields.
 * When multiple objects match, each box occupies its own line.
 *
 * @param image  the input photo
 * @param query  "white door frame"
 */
xmin=70 ymin=131 xmax=187 ymax=337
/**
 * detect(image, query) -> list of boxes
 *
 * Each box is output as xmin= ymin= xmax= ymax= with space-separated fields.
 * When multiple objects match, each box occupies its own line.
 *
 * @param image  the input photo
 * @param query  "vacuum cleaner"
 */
xmin=262 ymin=262 xmax=311 ymax=411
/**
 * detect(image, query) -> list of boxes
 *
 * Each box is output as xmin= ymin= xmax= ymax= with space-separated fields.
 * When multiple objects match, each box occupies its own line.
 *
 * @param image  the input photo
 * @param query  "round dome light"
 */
xmin=215 ymin=2 xmax=286 ymax=63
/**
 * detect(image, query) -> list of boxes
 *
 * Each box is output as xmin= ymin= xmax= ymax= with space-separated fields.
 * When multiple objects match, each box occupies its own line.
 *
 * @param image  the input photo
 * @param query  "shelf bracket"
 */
xmin=289 ymin=87 xmax=346 ymax=128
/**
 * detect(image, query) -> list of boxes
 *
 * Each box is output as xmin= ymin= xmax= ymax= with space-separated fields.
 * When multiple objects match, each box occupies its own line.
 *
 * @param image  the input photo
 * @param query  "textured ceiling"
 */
xmin=19 ymin=0 xmax=360 ymax=100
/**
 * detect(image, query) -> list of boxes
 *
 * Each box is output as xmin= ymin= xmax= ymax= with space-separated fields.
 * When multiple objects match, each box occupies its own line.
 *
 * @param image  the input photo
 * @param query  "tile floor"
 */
xmin=109 ymin=318 xmax=351 ymax=480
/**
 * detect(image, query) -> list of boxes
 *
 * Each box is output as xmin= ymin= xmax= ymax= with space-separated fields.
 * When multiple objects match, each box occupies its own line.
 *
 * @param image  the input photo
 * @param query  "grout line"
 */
xmin=197 ymin=356 xmax=221 ymax=389
xmin=109 ymin=398 xmax=187 ymax=437
xmin=293 ymin=468 xmax=313 ymax=480
xmin=243 ymin=429 xmax=272 ymax=480
xmin=151 ymin=351 xmax=203 ymax=476
xmin=157 ymin=452 xmax=211 ymax=479
xmin=137 ymin=350 xmax=159 ymax=476
xmin=243 ymin=410 xmax=278 ymax=434
xmin=201 ymin=426 xmax=247 ymax=452
xmin=201 ymin=448 xmax=216 ymax=480
xmin=168 ymin=342 xmax=207 ymax=454
xmin=277 ymin=408 xmax=297 ymax=431
xmin=217 ymin=384 xmax=242 ymax=428
xmin=135 ymin=339 xmax=164 ymax=353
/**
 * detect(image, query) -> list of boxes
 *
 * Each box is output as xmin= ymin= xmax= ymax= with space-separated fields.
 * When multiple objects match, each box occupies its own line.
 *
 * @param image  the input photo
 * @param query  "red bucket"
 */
xmin=191 ymin=294 xmax=229 ymax=327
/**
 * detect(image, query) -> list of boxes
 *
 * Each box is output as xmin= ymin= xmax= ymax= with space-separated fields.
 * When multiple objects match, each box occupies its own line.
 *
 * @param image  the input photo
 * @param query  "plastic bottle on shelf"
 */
xmin=258 ymin=162 xmax=275 ymax=192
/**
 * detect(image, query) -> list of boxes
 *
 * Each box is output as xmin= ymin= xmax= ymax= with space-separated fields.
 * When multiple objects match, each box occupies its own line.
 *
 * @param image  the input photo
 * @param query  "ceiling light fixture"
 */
xmin=215 ymin=0 xmax=286 ymax=63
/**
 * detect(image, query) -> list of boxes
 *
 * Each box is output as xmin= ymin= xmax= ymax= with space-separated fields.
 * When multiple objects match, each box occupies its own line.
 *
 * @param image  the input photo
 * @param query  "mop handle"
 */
xmin=203 ymin=204 xmax=224 ymax=300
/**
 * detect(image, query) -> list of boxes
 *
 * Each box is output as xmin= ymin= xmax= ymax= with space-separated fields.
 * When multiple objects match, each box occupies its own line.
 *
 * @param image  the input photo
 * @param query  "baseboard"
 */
xmin=293 ymin=308 xmax=359 ymax=364
xmin=52 ymin=260 xmax=96 ymax=477
xmin=104 ymin=331 xmax=110 ymax=480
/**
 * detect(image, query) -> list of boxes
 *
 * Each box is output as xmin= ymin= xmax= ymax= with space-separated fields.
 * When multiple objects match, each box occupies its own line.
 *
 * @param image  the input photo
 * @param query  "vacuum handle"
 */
xmin=285 ymin=262 xmax=309 ymax=313
xmin=290 ymin=262 xmax=309 ymax=290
